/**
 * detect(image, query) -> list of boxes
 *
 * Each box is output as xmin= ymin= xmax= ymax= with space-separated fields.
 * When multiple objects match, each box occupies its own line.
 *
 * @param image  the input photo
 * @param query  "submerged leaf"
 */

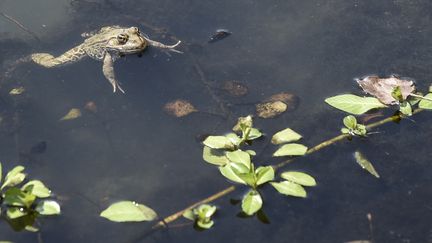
xmin=325 ymin=94 xmax=387 ymax=115
xmin=59 ymin=108 xmax=81 ymax=121
xmin=353 ymin=151 xmax=380 ymax=178
xmin=273 ymin=143 xmax=308 ymax=157
xmin=271 ymin=128 xmax=302 ymax=144
xmin=100 ymin=201 xmax=157 ymax=222
xmin=280 ymin=171 xmax=316 ymax=186
xmin=222 ymin=80 xmax=248 ymax=97
xmin=9 ymin=87 xmax=25 ymax=95
xmin=270 ymin=181 xmax=307 ymax=198
xmin=163 ymin=99 xmax=198 ymax=117
xmin=356 ymin=76 xmax=415 ymax=105
xmin=241 ymin=190 xmax=263 ymax=215
xmin=256 ymin=101 xmax=287 ymax=118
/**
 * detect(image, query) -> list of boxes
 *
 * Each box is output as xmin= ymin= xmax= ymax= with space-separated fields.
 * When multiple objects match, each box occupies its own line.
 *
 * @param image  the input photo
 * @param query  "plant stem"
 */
xmin=151 ymin=108 xmax=425 ymax=231
xmin=409 ymin=93 xmax=432 ymax=102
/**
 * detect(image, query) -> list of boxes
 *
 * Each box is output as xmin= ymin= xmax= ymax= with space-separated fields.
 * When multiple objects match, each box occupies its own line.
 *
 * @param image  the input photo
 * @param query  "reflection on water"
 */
xmin=1 ymin=0 xmax=432 ymax=242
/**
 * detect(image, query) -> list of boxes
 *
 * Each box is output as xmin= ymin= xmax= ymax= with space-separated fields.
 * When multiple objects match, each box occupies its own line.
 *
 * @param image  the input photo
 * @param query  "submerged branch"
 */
xmin=0 ymin=12 xmax=40 ymax=41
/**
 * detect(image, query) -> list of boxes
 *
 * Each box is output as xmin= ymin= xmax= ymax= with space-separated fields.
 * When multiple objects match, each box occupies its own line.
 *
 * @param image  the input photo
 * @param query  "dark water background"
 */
xmin=1 ymin=0 xmax=432 ymax=242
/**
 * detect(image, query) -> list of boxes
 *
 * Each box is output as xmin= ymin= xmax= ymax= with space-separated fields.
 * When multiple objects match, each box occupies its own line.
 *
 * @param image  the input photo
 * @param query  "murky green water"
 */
xmin=1 ymin=0 xmax=432 ymax=242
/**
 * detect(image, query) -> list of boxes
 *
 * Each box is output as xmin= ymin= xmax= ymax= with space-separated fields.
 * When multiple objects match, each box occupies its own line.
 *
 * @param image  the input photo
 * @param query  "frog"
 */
xmin=31 ymin=26 xmax=181 ymax=93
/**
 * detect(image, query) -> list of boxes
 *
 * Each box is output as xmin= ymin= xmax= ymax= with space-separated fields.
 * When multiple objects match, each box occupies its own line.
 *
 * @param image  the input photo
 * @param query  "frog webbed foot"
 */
xmin=102 ymin=52 xmax=125 ymax=93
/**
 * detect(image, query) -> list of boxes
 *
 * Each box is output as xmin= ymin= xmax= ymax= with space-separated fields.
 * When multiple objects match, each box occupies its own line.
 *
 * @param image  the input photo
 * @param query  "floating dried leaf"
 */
xmin=208 ymin=29 xmax=231 ymax=43
xmin=256 ymin=101 xmax=287 ymax=118
xmin=222 ymin=80 xmax=248 ymax=97
xmin=9 ymin=87 xmax=25 ymax=95
xmin=356 ymin=76 xmax=415 ymax=105
xmin=60 ymin=108 xmax=81 ymax=121
xmin=84 ymin=101 xmax=97 ymax=113
xmin=164 ymin=99 xmax=198 ymax=117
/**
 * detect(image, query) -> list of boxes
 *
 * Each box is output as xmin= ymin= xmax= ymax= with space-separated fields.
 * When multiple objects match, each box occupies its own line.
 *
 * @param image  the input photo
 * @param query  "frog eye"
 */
xmin=117 ymin=33 xmax=129 ymax=44
xmin=133 ymin=27 xmax=140 ymax=35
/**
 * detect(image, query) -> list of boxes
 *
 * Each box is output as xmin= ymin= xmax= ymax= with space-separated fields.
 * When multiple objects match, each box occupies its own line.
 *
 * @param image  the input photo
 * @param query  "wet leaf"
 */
xmin=271 ymin=128 xmax=302 ymax=144
xmin=196 ymin=204 xmax=217 ymax=219
xmin=255 ymin=166 xmax=275 ymax=186
xmin=356 ymin=76 xmax=415 ymax=105
xmin=226 ymin=150 xmax=251 ymax=168
xmin=163 ymin=99 xmax=198 ymax=117
xmin=1 ymin=166 xmax=26 ymax=190
xmin=203 ymin=136 xmax=234 ymax=150
xmin=197 ymin=220 xmax=214 ymax=229
xmin=202 ymin=146 xmax=229 ymax=166
xmin=35 ymin=200 xmax=61 ymax=215
xmin=225 ymin=133 xmax=241 ymax=146
xmin=325 ymin=94 xmax=387 ymax=115
xmin=399 ymin=101 xmax=412 ymax=116
xmin=9 ymin=87 xmax=25 ymax=95
xmin=59 ymin=108 xmax=81 ymax=121
xmin=256 ymin=101 xmax=287 ymax=118
xmin=354 ymin=151 xmax=380 ymax=178
xmin=21 ymin=180 xmax=51 ymax=198
xmin=0 ymin=162 xmax=2 ymax=185
xmin=241 ymin=190 xmax=262 ymax=215
xmin=266 ymin=92 xmax=299 ymax=111
xmin=6 ymin=207 xmax=27 ymax=219
xmin=222 ymin=80 xmax=248 ymax=96
xmin=273 ymin=143 xmax=308 ymax=157
xmin=247 ymin=128 xmax=262 ymax=140
xmin=100 ymin=201 xmax=157 ymax=222
xmin=418 ymin=93 xmax=432 ymax=109
xmin=4 ymin=188 xmax=36 ymax=208
xmin=182 ymin=209 xmax=195 ymax=221
xmin=270 ymin=181 xmax=307 ymax=198
xmin=280 ymin=171 xmax=316 ymax=186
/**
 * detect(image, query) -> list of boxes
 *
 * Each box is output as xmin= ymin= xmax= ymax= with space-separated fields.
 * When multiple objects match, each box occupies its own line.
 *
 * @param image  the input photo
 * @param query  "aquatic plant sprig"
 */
xmin=0 ymin=163 xmax=61 ymax=232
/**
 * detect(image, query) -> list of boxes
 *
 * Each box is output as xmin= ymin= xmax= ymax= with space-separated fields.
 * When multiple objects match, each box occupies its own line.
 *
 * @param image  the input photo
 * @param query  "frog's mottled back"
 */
xmin=31 ymin=26 xmax=181 ymax=93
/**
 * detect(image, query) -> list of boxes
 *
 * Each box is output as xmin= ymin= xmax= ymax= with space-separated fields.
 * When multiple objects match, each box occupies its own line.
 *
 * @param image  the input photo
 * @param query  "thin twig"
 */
xmin=0 ymin=12 xmax=40 ymax=41
xmin=149 ymin=108 xmax=425 ymax=234
xmin=409 ymin=93 xmax=432 ymax=102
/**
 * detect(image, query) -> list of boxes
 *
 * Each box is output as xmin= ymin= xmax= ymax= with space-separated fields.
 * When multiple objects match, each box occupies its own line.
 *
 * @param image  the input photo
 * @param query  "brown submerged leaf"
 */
xmin=356 ymin=75 xmax=415 ymax=105
xmin=164 ymin=99 xmax=198 ymax=117
xmin=84 ymin=101 xmax=98 ymax=113
xmin=265 ymin=92 xmax=299 ymax=111
xmin=256 ymin=101 xmax=287 ymax=118
xmin=222 ymin=80 xmax=248 ymax=97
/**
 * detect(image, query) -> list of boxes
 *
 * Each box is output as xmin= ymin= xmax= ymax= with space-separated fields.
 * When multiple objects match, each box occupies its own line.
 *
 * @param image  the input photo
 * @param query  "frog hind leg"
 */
xmin=31 ymin=45 xmax=86 ymax=68
xmin=102 ymin=52 xmax=125 ymax=93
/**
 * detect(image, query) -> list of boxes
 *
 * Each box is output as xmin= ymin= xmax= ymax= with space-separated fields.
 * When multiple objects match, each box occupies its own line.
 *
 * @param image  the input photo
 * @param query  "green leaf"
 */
xmin=255 ymin=166 xmax=275 ymax=186
xmin=341 ymin=128 xmax=350 ymax=134
xmin=245 ymin=150 xmax=256 ymax=156
xmin=3 ymin=188 xmax=36 ymax=208
xmin=0 ymin=162 xmax=2 ymax=185
xmin=225 ymin=133 xmax=241 ymax=146
xmin=35 ymin=200 xmax=61 ymax=215
xmin=1 ymin=166 xmax=26 ymax=190
xmin=247 ymin=128 xmax=262 ymax=140
xmin=226 ymin=150 xmax=251 ymax=168
xmin=197 ymin=219 xmax=214 ymax=229
xmin=391 ymin=86 xmax=404 ymax=102
xmin=21 ymin=180 xmax=51 ymax=198
xmin=343 ymin=115 xmax=357 ymax=129
xmin=353 ymin=124 xmax=367 ymax=136
xmin=233 ymin=171 xmax=256 ymax=187
xmin=271 ymin=128 xmax=302 ymax=144
xmin=241 ymin=190 xmax=263 ymax=215
xmin=6 ymin=207 xmax=27 ymax=219
xmin=399 ymin=101 xmax=412 ymax=116
xmin=419 ymin=93 xmax=432 ymax=109
xmin=182 ymin=209 xmax=195 ymax=221
xmin=202 ymin=146 xmax=229 ymax=166
xmin=219 ymin=164 xmax=246 ymax=184
xmin=0 ymin=241 xmax=14 ymax=243
xmin=100 ymin=201 xmax=157 ymax=222
xmin=354 ymin=151 xmax=380 ymax=178
xmin=196 ymin=204 xmax=217 ymax=219
xmin=203 ymin=136 xmax=234 ymax=150
xmin=280 ymin=171 xmax=317 ymax=186
xmin=273 ymin=143 xmax=308 ymax=157
xmin=271 ymin=181 xmax=307 ymax=198
xmin=325 ymin=94 xmax=387 ymax=115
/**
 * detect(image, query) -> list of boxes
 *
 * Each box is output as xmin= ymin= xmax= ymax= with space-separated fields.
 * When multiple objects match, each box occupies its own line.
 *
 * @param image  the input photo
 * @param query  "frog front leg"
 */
xmin=102 ymin=52 xmax=125 ymax=93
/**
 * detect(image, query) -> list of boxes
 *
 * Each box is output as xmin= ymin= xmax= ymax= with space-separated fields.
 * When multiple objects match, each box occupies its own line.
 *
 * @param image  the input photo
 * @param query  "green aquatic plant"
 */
xmin=202 ymin=116 xmax=316 ymax=216
xmin=100 ymin=200 xmax=157 ymax=222
xmin=341 ymin=115 xmax=367 ymax=137
xmin=182 ymin=204 xmax=217 ymax=229
xmin=0 ymin=163 xmax=60 ymax=232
